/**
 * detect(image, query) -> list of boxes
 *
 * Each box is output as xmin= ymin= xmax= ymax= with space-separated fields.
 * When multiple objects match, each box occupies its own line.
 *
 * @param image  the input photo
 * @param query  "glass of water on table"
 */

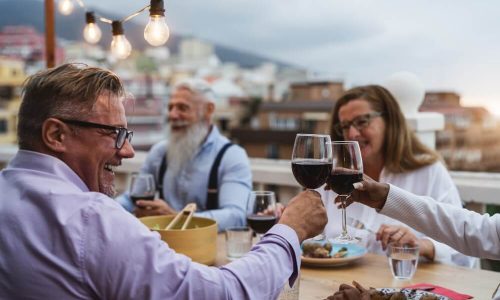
xmin=387 ymin=243 xmax=420 ymax=280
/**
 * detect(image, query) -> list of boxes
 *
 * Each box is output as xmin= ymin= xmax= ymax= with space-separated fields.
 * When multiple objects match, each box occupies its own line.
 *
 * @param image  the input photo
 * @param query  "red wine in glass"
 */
xmin=247 ymin=191 xmax=278 ymax=239
xmin=131 ymin=195 xmax=155 ymax=204
xmin=291 ymin=160 xmax=332 ymax=190
xmin=291 ymin=133 xmax=332 ymax=241
xmin=246 ymin=215 xmax=277 ymax=234
xmin=330 ymin=141 xmax=363 ymax=244
xmin=328 ymin=171 xmax=363 ymax=195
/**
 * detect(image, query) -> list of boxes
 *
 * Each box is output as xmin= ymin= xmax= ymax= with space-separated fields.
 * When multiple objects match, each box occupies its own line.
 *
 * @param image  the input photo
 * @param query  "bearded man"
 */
xmin=117 ymin=79 xmax=252 ymax=231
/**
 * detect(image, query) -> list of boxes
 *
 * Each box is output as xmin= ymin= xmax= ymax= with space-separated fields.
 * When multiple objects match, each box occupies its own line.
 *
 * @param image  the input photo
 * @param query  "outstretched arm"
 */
xmin=350 ymin=179 xmax=500 ymax=260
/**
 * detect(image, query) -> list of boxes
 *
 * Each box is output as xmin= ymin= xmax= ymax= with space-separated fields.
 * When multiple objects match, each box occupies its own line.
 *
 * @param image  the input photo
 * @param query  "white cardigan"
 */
xmin=321 ymin=161 xmax=477 ymax=267
xmin=383 ymin=184 xmax=500 ymax=260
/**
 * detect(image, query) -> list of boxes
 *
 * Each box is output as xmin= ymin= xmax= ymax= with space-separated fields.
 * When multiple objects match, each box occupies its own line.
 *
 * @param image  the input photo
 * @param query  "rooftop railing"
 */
xmin=1 ymin=146 xmax=499 ymax=212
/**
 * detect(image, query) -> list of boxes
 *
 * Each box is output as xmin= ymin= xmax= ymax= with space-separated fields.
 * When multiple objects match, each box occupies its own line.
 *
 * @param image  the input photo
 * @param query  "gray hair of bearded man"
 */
xmin=174 ymin=78 xmax=216 ymax=105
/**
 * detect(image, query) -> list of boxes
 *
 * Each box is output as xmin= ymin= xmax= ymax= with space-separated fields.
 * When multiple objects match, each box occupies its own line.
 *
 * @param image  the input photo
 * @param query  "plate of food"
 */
xmin=375 ymin=288 xmax=451 ymax=300
xmin=301 ymin=240 xmax=367 ymax=267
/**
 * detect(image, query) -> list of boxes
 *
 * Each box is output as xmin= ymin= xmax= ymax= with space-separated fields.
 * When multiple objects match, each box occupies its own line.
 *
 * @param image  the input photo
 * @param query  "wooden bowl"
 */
xmin=140 ymin=215 xmax=218 ymax=265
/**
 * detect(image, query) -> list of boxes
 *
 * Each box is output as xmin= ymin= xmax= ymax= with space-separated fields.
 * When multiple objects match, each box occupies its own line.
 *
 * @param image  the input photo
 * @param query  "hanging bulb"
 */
xmin=111 ymin=21 xmax=132 ymax=59
xmin=83 ymin=12 xmax=102 ymax=44
xmin=144 ymin=15 xmax=169 ymax=46
xmin=144 ymin=0 xmax=169 ymax=46
xmin=58 ymin=0 xmax=74 ymax=15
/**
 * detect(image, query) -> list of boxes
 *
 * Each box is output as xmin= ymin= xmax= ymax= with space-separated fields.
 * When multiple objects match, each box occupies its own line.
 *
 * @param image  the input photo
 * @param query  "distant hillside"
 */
xmin=0 ymin=0 xmax=295 ymax=69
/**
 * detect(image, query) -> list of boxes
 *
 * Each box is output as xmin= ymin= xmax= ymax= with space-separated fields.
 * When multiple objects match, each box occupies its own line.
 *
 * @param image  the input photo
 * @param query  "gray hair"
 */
xmin=18 ymin=63 xmax=124 ymax=150
xmin=174 ymin=78 xmax=216 ymax=104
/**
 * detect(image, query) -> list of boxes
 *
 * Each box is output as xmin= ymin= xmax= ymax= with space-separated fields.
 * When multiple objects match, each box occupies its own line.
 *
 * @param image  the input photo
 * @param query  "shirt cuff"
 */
xmin=264 ymin=224 xmax=301 ymax=286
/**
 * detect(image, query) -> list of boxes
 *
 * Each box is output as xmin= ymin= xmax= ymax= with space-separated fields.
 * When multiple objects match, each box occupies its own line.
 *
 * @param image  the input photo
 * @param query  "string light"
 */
xmin=57 ymin=0 xmax=171 ymax=59
xmin=111 ymin=21 xmax=132 ymax=59
xmin=58 ymin=0 xmax=74 ymax=15
xmin=83 ymin=12 xmax=102 ymax=44
xmin=144 ymin=0 xmax=170 ymax=46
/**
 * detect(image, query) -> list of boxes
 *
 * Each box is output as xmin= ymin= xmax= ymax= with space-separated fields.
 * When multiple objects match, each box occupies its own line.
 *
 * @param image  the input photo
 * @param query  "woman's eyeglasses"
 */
xmin=335 ymin=112 xmax=383 ymax=135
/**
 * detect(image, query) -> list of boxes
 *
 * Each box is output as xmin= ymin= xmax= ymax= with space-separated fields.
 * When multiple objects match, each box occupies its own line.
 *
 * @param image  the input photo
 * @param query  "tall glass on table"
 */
xmin=291 ymin=133 xmax=332 ymax=241
xmin=329 ymin=141 xmax=363 ymax=244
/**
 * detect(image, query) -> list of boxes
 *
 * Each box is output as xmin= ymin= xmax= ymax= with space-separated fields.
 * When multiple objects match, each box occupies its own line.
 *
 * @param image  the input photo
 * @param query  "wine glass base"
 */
xmin=331 ymin=234 xmax=361 ymax=244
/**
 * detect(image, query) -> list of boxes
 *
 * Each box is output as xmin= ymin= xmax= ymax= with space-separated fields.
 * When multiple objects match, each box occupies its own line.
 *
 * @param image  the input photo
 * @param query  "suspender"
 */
xmin=156 ymin=142 xmax=233 ymax=209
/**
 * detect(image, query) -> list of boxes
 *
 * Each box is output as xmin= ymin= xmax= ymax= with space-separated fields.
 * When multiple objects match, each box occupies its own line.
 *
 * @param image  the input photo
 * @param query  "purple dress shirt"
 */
xmin=0 ymin=150 xmax=300 ymax=299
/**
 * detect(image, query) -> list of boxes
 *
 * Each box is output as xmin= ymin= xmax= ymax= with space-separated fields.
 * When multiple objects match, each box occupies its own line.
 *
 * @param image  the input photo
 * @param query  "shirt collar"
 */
xmin=8 ymin=150 xmax=90 ymax=192
xmin=199 ymin=125 xmax=220 ymax=150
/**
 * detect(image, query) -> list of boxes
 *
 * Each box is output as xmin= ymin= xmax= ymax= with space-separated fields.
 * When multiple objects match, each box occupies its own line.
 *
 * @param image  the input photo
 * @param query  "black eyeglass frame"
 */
xmin=334 ymin=112 xmax=383 ymax=136
xmin=59 ymin=118 xmax=133 ymax=149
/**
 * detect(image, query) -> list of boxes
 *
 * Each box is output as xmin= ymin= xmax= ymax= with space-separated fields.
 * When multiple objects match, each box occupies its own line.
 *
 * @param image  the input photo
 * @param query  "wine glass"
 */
xmin=329 ymin=141 xmax=363 ymax=244
xmin=291 ymin=133 xmax=332 ymax=241
xmin=246 ymin=191 xmax=278 ymax=240
xmin=129 ymin=173 xmax=156 ymax=204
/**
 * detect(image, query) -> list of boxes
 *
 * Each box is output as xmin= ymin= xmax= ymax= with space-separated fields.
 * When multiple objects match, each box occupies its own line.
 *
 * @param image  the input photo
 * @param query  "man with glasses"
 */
xmin=0 ymin=63 xmax=328 ymax=299
xmin=116 ymin=78 xmax=252 ymax=232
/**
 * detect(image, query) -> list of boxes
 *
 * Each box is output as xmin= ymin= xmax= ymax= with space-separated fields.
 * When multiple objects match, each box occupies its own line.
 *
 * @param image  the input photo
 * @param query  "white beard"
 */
xmin=166 ymin=122 xmax=209 ymax=177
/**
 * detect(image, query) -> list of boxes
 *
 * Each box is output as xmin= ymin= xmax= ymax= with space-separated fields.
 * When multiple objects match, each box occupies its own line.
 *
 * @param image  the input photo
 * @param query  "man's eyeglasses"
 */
xmin=334 ymin=112 xmax=383 ymax=135
xmin=59 ymin=119 xmax=133 ymax=149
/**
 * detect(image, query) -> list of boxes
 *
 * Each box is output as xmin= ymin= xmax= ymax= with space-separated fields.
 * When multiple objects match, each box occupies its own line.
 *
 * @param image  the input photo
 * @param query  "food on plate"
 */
xmin=333 ymin=247 xmax=348 ymax=258
xmin=302 ymin=242 xmax=349 ymax=259
xmin=323 ymin=281 xmax=440 ymax=300
xmin=303 ymin=242 xmax=332 ymax=258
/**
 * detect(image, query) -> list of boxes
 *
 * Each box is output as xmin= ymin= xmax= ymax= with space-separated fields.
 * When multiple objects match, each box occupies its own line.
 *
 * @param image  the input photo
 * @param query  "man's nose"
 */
xmin=118 ymin=139 xmax=135 ymax=159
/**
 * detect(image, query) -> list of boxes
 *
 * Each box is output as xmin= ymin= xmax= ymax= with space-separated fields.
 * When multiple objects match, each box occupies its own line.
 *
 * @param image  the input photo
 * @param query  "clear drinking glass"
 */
xmin=291 ymin=133 xmax=332 ymax=241
xmin=246 ymin=191 xmax=278 ymax=240
xmin=387 ymin=243 xmax=420 ymax=280
xmin=129 ymin=173 xmax=156 ymax=204
xmin=329 ymin=141 xmax=363 ymax=244
xmin=225 ymin=227 xmax=253 ymax=260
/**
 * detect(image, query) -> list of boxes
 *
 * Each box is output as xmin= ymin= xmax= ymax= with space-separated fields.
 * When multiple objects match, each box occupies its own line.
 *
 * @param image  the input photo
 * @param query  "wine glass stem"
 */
xmin=341 ymin=195 xmax=348 ymax=236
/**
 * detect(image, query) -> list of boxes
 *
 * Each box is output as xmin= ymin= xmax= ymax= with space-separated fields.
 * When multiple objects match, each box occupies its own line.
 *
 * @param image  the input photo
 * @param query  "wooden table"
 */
xmin=215 ymin=234 xmax=500 ymax=299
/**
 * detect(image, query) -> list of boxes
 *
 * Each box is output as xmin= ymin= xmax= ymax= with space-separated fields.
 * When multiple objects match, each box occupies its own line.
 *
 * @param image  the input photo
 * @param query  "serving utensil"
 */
xmin=165 ymin=203 xmax=197 ymax=230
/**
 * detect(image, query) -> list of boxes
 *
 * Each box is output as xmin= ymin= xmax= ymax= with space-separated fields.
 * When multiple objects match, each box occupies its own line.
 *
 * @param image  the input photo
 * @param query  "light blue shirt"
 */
xmin=0 ymin=150 xmax=300 ymax=299
xmin=117 ymin=126 xmax=252 ymax=231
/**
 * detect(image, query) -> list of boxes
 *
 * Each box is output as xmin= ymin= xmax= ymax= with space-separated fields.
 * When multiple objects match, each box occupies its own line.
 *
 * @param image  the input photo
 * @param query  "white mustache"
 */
xmin=169 ymin=120 xmax=191 ymax=127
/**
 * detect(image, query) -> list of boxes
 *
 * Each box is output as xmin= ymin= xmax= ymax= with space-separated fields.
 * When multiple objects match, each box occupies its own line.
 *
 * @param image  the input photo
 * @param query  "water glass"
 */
xmin=387 ymin=243 xmax=419 ymax=280
xmin=225 ymin=227 xmax=253 ymax=260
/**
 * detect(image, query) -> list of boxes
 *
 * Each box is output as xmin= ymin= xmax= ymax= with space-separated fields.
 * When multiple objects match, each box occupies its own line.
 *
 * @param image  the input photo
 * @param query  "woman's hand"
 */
xmin=376 ymin=224 xmax=435 ymax=260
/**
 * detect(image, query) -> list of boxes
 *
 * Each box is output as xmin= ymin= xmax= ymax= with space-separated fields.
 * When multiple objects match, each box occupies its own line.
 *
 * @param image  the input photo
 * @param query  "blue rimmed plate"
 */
xmin=301 ymin=241 xmax=367 ymax=267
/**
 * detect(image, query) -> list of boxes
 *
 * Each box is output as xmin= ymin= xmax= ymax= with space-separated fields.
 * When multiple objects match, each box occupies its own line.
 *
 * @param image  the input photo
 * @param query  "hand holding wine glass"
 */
xmin=291 ymin=133 xmax=332 ymax=241
xmin=329 ymin=141 xmax=363 ymax=244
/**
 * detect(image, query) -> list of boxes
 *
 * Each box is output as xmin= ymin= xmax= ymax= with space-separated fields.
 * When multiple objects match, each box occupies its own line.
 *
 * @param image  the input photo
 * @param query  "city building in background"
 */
xmin=421 ymin=92 xmax=500 ymax=171
xmin=0 ymin=57 xmax=25 ymax=145
xmin=231 ymin=81 xmax=344 ymax=159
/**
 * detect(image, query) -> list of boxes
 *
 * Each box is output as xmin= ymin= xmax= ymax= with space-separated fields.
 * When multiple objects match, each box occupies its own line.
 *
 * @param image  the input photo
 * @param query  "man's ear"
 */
xmin=204 ymin=102 xmax=215 ymax=121
xmin=41 ymin=118 xmax=70 ymax=153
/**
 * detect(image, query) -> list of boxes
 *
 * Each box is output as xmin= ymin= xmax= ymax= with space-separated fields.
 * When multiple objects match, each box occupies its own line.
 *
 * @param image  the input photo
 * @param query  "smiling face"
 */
xmin=63 ymin=93 xmax=135 ymax=196
xmin=167 ymin=88 xmax=211 ymax=133
xmin=338 ymin=99 xmax=385 ymax=165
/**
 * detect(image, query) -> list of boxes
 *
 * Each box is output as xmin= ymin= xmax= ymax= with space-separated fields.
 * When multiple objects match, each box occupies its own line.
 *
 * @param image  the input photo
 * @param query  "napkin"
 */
xmin=404 ymin=283 xmax=473 ymax=300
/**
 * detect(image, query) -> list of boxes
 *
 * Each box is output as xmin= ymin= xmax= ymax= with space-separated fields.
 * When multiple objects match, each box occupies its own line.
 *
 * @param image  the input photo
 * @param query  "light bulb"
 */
xmin=144 ymin=15 xmax=170 ymax=46
xmin=111 ymin=35 xmax=132 ymax=59
xmin=83 ymin=23 xmax=102 ymax=44
xmin=58 ymin=0 xmax=74 ymax=15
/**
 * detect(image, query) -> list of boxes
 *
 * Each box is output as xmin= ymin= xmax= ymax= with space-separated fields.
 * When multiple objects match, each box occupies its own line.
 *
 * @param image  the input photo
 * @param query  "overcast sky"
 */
xmin=80 ymin=0 xmax=500 ymax=115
